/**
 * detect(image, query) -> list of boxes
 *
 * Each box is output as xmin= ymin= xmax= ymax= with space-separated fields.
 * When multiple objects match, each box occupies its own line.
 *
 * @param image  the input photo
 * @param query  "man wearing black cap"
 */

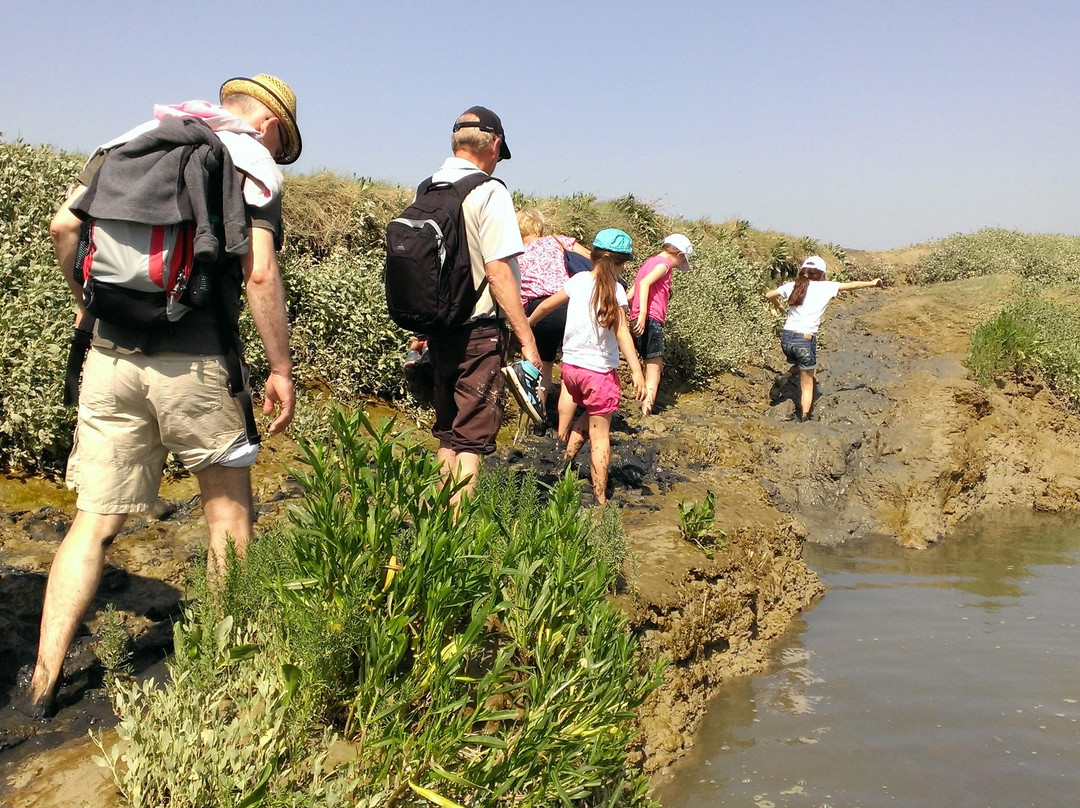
xmin=425 ymin=106 xmax=540 ymax=502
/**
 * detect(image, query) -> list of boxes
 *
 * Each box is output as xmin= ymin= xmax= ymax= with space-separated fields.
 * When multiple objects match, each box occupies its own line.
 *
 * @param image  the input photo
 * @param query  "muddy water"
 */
xmin=657 ymin=512 xmax=1080 ymax=808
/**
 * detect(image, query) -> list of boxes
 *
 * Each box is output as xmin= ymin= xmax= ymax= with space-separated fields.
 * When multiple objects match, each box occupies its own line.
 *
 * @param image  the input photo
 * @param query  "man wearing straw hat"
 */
xmin=15 ymin=74 xmax=300 ymax=718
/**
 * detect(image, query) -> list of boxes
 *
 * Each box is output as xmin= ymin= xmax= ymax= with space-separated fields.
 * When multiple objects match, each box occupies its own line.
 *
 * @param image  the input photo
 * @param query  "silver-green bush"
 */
xmin=912 ymin=228 xmax=1080 ymax=286
xmin=0 ymin=141 xmax=84 ymax=472
xmin=0 ymin=140 xmax=854 ymax=471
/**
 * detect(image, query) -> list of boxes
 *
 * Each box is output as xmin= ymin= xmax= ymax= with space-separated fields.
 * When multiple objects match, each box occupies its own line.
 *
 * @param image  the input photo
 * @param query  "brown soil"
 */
xmin=6 ymin=274 xmax=1080 ymax=803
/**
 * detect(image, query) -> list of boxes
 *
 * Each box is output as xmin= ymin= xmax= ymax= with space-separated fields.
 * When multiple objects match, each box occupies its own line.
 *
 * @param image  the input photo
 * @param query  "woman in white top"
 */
xmin=765 ymin=255 xmax=882 ymax=421
xmin=528 ymin=228 xmax=645 ymax=503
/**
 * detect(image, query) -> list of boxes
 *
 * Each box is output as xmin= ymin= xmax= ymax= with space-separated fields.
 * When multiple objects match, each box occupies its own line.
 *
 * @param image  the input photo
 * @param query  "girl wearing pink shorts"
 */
xmin=528 ymin=228 xmax=645 ymax=504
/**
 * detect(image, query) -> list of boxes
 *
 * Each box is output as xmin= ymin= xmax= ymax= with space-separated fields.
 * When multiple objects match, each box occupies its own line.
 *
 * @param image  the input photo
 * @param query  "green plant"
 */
xmin=911 ymin=228 xmax=1080 ymax=286
xmin=678 ymin=491 xmax=726 ymax=557
xmin=95 ymin=604 xmax=133 ymax=686
xmin=588 ymin=501 xmax=629 ymax=584
xmin=101 ymin=410 xmax=663 ymax=806
xmin=0 ymin=141 xmax=85 ymax=473
xmin=964 ymin=294 xmax=1080 ymax=411
xmin=967 ymin=307 xmax=1043 ymax=386
xmin=769 ymin=238 xmax=797 ymax=280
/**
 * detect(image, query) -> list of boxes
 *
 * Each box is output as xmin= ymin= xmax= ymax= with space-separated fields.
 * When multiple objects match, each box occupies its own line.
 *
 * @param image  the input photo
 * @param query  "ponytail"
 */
xmin=787 ymin=266 xmax=826 ymax=308
xmin=590 ymin=249 xmax=630 ymax=330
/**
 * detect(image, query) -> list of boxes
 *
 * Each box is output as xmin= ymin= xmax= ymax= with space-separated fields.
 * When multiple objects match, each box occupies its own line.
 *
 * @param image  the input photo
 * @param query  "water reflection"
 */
xmin=658 ymin=511 xmax=1080 ymax=808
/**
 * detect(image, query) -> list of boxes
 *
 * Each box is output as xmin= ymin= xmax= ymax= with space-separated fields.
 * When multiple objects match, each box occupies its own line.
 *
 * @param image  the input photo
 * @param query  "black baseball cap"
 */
xmin=453 ymin=105 xmax=511 ymax=160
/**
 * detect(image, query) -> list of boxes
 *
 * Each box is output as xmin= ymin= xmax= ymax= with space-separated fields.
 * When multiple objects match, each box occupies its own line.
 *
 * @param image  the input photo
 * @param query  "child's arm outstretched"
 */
xmin=764 ymin=287 xmax=786 ymax=314
xmin=630 ymin=263 xmax=672 ymax=336
xmin=838 ymin=278 xmax=883 ymax=291
xmin=616 ymin=308 xmax=647 ymax=401
xmin=527 ymin=289 xmax=570 ymax=326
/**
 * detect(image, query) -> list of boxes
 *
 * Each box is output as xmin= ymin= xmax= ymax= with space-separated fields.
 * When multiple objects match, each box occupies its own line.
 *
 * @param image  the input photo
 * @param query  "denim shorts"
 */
xmin=635 ymin=317 xmax=665 ymax=360
xmin=780 ymin=330 xmax=817 ymax=370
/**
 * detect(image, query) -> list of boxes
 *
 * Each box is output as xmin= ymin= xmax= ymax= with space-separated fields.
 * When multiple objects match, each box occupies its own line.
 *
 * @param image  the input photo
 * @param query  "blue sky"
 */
xmin=3 ymin=0 xmax=1078 ymax=249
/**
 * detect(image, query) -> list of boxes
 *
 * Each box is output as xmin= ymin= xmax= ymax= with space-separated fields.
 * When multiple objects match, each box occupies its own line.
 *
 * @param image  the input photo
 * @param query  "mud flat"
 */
xmin=5 ymin=275 xmax=1080 ymax=804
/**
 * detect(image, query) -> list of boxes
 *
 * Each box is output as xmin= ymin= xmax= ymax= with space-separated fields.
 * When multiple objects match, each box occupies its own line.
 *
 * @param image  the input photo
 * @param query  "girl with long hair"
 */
xmin=765 ymin=255 xmax=882 ymax=421
xmin=528 ymin=229 xmax=645 ymax=503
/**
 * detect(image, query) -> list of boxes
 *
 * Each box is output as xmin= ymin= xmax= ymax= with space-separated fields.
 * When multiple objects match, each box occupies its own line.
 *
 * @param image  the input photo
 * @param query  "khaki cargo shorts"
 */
xmin=66 ymin=347 xmax=256 ymax=514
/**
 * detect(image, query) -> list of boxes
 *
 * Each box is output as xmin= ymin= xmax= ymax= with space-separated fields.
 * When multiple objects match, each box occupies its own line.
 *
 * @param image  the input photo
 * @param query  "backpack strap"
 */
xmin=212 ymin=263 xmax=261 ymax=447
xmin=447 ymin=172 xmax=505 ymax=307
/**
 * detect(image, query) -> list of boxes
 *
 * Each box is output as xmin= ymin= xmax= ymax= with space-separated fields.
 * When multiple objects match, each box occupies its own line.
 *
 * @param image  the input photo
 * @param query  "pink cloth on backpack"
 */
xmin=154 ymin=102 xmax=281 ymax=205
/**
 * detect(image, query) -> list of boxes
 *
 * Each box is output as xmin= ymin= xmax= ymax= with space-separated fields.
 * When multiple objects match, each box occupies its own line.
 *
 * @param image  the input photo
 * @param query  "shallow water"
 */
xmin=657 ymin=512 xmax=1080 ymax=808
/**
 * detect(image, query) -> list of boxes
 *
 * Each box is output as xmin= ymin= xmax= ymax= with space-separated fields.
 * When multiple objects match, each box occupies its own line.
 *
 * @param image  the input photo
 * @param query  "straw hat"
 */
xmin=220 ymin=74 xmax=302 ymax=164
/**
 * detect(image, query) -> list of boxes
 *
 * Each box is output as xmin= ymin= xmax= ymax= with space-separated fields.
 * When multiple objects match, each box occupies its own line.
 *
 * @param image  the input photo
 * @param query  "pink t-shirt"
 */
xmin=629 ymin=254 xmax=674 ymax=323
xmin=518 ymin=235 xmax=576 ymax=302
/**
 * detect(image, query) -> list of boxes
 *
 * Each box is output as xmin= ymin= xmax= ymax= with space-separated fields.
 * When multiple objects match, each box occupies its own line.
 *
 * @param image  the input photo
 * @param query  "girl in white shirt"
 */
xmin=528 ymin=229 xmax=645 ymax=503
xmin=765 ymin=255 xmax=882 ymax=421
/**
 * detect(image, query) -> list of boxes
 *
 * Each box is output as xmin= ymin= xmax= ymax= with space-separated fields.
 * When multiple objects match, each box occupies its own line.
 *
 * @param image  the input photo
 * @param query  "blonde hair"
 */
xmin=516 ymin=208 xmax=546 ymax=238
xmin=451 ymin=113 xmax=497 ymax=155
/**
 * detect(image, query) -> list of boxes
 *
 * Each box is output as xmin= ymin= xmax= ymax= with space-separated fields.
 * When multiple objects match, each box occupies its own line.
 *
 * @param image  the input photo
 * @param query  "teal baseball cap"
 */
xmin=592 ymin=228 xmax=634 ymax=257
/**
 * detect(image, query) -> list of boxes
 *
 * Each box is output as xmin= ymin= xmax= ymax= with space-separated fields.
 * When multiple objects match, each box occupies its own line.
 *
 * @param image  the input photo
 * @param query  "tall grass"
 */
xmin=968 ymin=295 xmax=1080 ymax=409
xmin=967 ymin=306 xmax=1043 ymax=386
xmin=95 ymin=410 xmax=663 ymax=807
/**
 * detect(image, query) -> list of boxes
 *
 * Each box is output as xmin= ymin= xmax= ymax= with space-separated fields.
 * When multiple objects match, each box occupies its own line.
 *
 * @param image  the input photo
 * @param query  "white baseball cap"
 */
xmin=800 ymin=255 xmax=827 ymax=276
xmin=664 ymin=234 xmax=694 ymax=270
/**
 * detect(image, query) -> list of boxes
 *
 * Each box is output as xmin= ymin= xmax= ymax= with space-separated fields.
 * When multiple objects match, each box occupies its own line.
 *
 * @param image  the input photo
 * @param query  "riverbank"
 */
xmin=5 ymin=274 xmax=1080 ymax=804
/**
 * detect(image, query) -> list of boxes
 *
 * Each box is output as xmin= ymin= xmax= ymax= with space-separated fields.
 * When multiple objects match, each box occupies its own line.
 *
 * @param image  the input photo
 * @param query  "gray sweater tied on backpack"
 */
xmin=73 ymin=116 xmax=250 ymax=262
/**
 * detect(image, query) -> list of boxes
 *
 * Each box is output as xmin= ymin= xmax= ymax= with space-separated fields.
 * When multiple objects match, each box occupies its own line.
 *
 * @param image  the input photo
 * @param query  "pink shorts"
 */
xmin=561 ymin=364 xmax=621 ymax=416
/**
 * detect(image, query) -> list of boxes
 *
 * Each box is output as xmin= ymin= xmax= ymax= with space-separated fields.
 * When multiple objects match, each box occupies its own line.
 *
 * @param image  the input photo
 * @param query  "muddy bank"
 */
xmin=6 ymin=274 xmax=1080 ymax=803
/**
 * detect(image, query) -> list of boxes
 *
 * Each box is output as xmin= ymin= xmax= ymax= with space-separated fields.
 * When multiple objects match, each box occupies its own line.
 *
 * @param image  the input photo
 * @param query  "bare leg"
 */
xmin=29 ymin=511 xmax=128 ymax=705
xmin=556 ymin=383 xmax=579 ymax=445
xmin=539 ymin=361 xmax=555 ymax=410
xmin=799 ymin=369 xmax=816 ymax=418
xmin=642 ymin=358 xmax=662 ymax=416
xmin=196 ymin=464 xmax=254 ymax=581
xmin=588 ymin=414 xmax=613 ymax=504
xmin=562 ymin=412 xmax=589 ymax=466
xmin=436 ymin=445 xmax=480 ymax=507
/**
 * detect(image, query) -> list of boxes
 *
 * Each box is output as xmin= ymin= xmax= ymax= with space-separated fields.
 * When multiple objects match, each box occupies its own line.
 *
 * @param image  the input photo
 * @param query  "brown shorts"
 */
xmin=66 ymin=347 xmax=253 ymax=514
xmin=428 ymin=324 xmax=508 ymax=455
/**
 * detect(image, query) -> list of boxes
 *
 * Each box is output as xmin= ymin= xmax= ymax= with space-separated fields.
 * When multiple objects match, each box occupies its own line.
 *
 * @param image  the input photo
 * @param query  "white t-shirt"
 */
xmin=561 ymin=272 xmax=629 ymax=372
xmin=777 ymin=280 xmax=841 ymax=334
xmin=430 ymin=157 xmax=523 ymax=322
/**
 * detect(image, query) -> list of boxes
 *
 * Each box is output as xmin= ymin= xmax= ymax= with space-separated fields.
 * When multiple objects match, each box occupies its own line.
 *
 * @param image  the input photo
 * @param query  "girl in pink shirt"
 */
xmin=629 ymin=234 xmax=693 ymax=416
xmin=516 ymin=208 xmax=594 ymax=407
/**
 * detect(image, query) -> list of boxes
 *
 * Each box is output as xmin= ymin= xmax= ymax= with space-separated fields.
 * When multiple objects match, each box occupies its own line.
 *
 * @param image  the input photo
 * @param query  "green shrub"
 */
xmin=97 ymin=410 xmax=663 ymax=807
xmin=664 ymin=233 xmax=775 ymax=383
xmin=966 ymin=291 xmax=1080 ymax=411
xmin=967 ymin=306 xmax=1043 ymax=386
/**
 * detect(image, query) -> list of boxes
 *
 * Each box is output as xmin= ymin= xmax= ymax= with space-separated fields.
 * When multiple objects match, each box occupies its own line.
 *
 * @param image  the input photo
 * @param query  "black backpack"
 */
xmin=384 ymin=172 xmax=501 ymax=334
